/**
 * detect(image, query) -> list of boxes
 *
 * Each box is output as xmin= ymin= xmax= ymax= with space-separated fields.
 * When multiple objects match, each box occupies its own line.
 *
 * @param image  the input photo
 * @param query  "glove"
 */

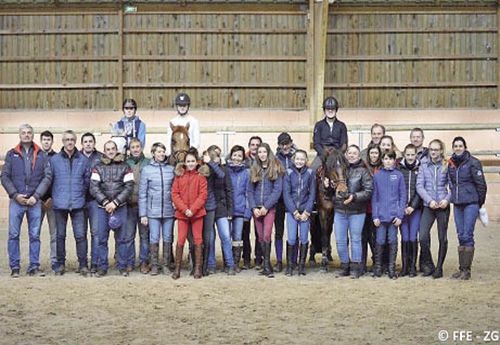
xmin=478 ymin=207 xmax=489 ymax=227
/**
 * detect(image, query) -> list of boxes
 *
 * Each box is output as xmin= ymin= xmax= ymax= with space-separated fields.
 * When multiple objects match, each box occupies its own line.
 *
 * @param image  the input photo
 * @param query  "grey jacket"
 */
xmin=416 ymin=158 xmax=451 ymax=207
xmin=138 ymin=158 xmax=175 ymax=218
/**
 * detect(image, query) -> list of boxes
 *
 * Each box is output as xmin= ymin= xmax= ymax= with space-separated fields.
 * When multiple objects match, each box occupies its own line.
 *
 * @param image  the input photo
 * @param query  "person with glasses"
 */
xmin=48 ymin=130 xmax=91 ymax=276
xmin=166 ymin=93 xmax=200 ymax=156
xmin=114 ymin=99 xmax=146 ymax=151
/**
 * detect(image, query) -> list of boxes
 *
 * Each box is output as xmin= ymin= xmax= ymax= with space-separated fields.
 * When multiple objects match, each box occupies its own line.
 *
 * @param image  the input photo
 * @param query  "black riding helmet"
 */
xmin=175 ymin=93 xmax=191 ymax=106
xmin=322 ymin=96 xmax=339 ymax=110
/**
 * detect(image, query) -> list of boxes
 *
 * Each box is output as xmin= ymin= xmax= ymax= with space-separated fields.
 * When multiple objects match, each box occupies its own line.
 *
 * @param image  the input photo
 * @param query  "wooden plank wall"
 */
xmin=325 ymin=10 xmax=498 ymax=108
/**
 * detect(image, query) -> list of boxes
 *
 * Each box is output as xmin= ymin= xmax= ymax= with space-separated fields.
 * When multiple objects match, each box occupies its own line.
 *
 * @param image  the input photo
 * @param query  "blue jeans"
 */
xmin=376 ymin=222 xmax=398 ymax=246
xmin=334 ymin=212 xmax=366 ymax=263
xmin=230 ymin=216 xmax=244 ymax=242
xmin=400 ymin=209 xmax=422 ymax=242
xmin=149 ymin=217 xmax=174 ymax=244
xmin=285 ymin=212 xmax=310 ymax=246
xmin=125 ymin=205 xmax=150 ymax=266
xmin=84 ymin=200 xmax=99 ymax=266
xmin=8 ymin=200 xmax=42 ymax=271
xmin=453 ymin=203 xmax=479 ymax=248
xmin=54 ymin=208 xmax=88 ymax=269
xmin=41 ymin=205 xmax=57 ymax=267
xmin=209 ymin=217 xmax=235 ymax=267
xmin=97 ymin=206 xmax=128 ymax=271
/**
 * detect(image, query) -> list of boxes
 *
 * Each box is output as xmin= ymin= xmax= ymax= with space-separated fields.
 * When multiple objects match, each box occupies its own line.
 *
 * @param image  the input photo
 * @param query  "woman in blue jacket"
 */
xmin=247 ymin=142 xmax=284 ymax=277
xmin=226 ymin=145 xmax=251 ymax=272
xmin=283 ymin=149 xmax=316 ymax=276
xmin=138 ymin=142 xmax=175 ymax=276
xmin=448 ymin=136 xmax=487 ymax=280
xmin=416 ymin=139 xmax=451 ymax=279
xmin=372 ymin=150 xmax=406 ymax=279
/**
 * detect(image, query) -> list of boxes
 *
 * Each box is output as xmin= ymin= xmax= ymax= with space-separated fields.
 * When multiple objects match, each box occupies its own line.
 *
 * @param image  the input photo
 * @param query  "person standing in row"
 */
xmin=416 ymin=139 xmax=450 ymax=279
xmin=171 ymin=149 xmax=208 ymax=279
xmin=247 ymin=143 xmax=284 ymax=278
xmin=1 ymin=124 xmax=51 ymax=277
xmin=282 ymin=149 xmax=316 ymax=276
xmin=49 ymin=130 xmax=91 ymax=276
xmin=448 ymin=137 xmax=487 ymax=280
xmin=90 ymin=140 xmax=134 ymax=277
xmin=139 ymin=142 xmax=176 ymax=276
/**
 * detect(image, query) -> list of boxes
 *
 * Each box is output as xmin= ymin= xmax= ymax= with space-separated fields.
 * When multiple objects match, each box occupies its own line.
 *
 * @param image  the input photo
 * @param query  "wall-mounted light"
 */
xmin=124 ymin=5 xmax=137 ymax=13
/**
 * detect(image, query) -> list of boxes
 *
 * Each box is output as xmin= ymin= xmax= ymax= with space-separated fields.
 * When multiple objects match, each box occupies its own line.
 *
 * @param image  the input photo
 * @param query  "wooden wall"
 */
xmin=0 ymin=1 xmax=498 ymax=110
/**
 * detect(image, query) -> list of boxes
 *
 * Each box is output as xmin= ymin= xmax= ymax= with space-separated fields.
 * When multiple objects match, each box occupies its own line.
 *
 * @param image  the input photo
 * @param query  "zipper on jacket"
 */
xmin=160 ymin=164 xmax=164 ymax=218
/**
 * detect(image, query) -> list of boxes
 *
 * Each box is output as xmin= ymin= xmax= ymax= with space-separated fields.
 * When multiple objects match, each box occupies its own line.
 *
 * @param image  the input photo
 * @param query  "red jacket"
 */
xmin=171 ymin=165 xmax=208 ymax=220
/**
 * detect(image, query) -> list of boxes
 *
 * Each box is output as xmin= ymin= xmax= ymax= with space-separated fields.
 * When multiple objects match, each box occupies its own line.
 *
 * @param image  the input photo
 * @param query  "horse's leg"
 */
xmin=319 ymin=209 xmax=331 ymax=272
xmin=327 ymin=214 xmax=334 ymax=262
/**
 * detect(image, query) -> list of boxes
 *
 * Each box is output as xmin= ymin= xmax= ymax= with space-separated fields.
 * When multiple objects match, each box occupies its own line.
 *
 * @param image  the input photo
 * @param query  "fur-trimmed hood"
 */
xmin=174 ymin=162 xmax=210 ymax=177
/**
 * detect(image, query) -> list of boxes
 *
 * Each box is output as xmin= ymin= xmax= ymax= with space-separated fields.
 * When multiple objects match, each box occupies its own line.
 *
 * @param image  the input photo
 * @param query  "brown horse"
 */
xmin=168 ymin=122 xmax=190 ymax=166
xmin=315 ymin=147 xmax=348 ymax=272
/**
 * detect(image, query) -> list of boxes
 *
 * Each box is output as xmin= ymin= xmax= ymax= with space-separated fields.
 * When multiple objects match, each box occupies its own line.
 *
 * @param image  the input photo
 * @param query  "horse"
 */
xmin=109 ymin=123 xmax=127 ymax=156
xmin=315 ymin=147 xmax=349 ymax=272
xmin=168 ymin=122 xmax=191 ymax=166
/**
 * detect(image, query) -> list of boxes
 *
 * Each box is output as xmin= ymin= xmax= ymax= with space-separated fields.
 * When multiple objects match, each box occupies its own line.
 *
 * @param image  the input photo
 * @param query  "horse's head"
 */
xmin=109 ymin=123 xmax=127 ymax=156
xmin=169 ymin=122 xmax=190 ymax=165
xmin=323 ymin=148 xmax=349 ymax=200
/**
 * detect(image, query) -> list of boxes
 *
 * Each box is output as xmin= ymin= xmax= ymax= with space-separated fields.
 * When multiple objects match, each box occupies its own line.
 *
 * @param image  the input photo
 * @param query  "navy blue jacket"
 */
xmin=372 ymin=167 xmax=407 ymax=222
xmin=247 ymin=168 xmax=283 ymax=211
xmin=313 ymin=118 xmax=348 ymax=157
xmin=49 ymin=149 xmax=90 ymax=210
xmin=204 ymin=160 xmax=225 ymax=212
xmin=448 ymin=151 xmax=487 ymax=206
xmin=1 ymin=143 xmax=50 ymax=201
xmin=227 ymin=161 xmax=251 ymax=218
xmin=283 ymin=165 xmax=316 ymax=215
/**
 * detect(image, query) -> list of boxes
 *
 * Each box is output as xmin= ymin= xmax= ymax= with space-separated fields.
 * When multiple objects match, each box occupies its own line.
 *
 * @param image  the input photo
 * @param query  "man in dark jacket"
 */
xmin=90 ymin=140 xmax=134 ymax=277
xmin=49 ymin=130 xmax=91 ymax=276
xmin=1 ymin=124 xmax=51 ymax=277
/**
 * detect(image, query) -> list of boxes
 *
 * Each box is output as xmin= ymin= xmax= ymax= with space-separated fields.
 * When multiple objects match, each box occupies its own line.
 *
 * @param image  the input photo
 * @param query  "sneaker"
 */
xmin=95 ymin=269 xmax=107 ymax=278
xmin=27 ymin=268 xmax=45 ymax=277
xmin=55 ymin=265 xmax=65 ymax=276
xmin=11 ymin=269 xmax=20 ymax=278
xmin=80 ymin=267 xmax=89 ymax=277
xmin=119 ymin=269 xmax=129 ymax=277
xmin=90 ymin=264 xmax=98 ymax=274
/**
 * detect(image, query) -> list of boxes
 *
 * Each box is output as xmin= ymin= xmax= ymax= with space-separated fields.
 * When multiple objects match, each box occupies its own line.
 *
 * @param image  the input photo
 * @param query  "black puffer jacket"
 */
xmin=333 ymin=160 xmax=373 ymax=215
xmin=90 ymin=153 xmax=134 ymax=208
xmin=397 ymin=157 xmax=423 ymax=210
xmin=213 ymin=165 xmax=234 ymax=220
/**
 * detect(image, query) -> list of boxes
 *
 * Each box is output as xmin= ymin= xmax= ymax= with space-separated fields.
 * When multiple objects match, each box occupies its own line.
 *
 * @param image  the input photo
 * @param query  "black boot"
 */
xmin=260 ymin=242 xmax=274 ymax=278
xmin=350 ymin=262 xmax=362 ymax=279
xmin=339 ymin=262 xmax=350 ymax=276
xmin=388 ymin=244 xmax=398 ymax=279
xmin=285 ymin=242 xmax=294 ymax=276
xmin=372 ymin=245 xmax=384 ymax=277
xmin=400 ymin=241 xmax=409 ymax=277
xmin=420 ymin=242 xmax=435 ymax=277
xmin=298 ymin=243 xmax=308 ymax=276
xmin=202 ymin=241 xmax=210 ymax=276
xmin=163 ymin=242 xmax=174 ymax=273
xmin=232 ymin=241 xmax=243 ymax=273
xmin=432 ymin=240 xmax=448 ymax=279
xmin=451 ymin=246 xmax=466 ymax=279
xmin=460 ymin=247 xmax=474 ymax=280
xmin=189 ymin=245 xmax=195 ymax=276
xmin=150 ymin=243 xmax=159 ymax=276
xmin=408 ymin=241 xmax=418 ymax=278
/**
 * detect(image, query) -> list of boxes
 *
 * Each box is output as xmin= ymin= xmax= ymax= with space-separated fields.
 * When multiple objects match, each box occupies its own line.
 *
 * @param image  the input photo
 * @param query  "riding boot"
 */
xmin=308 ymin=243 xmax=317 ymax=264
xmin=202 ymin=241 xmax=210 ymax=276
xmin=232 ymin=241 xmax=243 ymax=273
xmin=292 ymin=242 xmax=299 ymax=271
xmin=339 ymin=262 xmax=350 ymax=277
xmin=350 ymin=262 xmax=362 ymax=279
xmin=408 ymin=241 xmax=418 ymax=278
xmin=171 ymin=244 xmax=184 ymax=280
xmin=372 ymin=245 xmax=384 ymax=277
xmin=399 ymin=241 xmax=409 ymax=277
xmin=194 ymin=244 xmax=203 ymax=279
xmin=460 ymin=247 xmax=474 ymax=280
xmin=260 ymin=242 xmax=274 ymax=278
xmin=388 ymin=244 xmax=398 ymax=279
xmin=162 ymin=242 xmax=173 ymax=273
xmin=451 ymin=246 xmax=466 ymax=279
xmin=188 ymin=244 xmax=195 ymax=276
xmin=274 ymin=239 xmax=283 ymax=272
xmin=420 ymin=241 xmax=435 ymax=277
xmin=149 ymin=243 xmax=159 ymax=276
xmin=432 ymin=240 xmax=448 ymax=279
xmin=299 ymin=243 xmax=308 ymax=276
xmin=285 ymin=242 xmax=294 ymax=276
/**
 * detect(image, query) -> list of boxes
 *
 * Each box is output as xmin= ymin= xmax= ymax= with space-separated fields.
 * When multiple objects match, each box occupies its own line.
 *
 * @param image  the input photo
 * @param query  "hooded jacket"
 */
xmin=283 ymin=165 xmax=316 ymax=215
xmin=171 ymin=163 xmax=209 ymax=220
xmin=126 ymin=153 xmax=149 ymax=206
xmin=372 ymin=167 xmax=406 ymax=222
xmin=247 ymin=167 xmax=283 ymax=211
xmin=226 ymin=161 xmax=251 ymax=218
xmin=448 ymin=150 xmax=487 ymax=206
xmin=138 ymin=158 xmax=175 ymax=218
xmin=397 ymin=157 xmax=423 ymax=210
xmin=213 ymin=164 xmax=234 ymax=220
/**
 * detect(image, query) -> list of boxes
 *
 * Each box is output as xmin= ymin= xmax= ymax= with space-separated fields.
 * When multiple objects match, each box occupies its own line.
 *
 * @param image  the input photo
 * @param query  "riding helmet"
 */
xmin=322 ymin=96 xmax=339 ymax=110
xmin=175 ymin=93 xmax=191 ymax=106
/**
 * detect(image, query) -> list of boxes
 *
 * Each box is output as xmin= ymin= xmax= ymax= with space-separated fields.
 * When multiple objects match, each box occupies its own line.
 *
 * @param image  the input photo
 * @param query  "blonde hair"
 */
xmin=428 ymin=139 xmax=448 ymax=171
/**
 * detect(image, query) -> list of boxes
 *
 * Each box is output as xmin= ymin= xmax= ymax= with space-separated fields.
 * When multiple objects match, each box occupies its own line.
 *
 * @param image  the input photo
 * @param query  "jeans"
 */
xmin=84 ymin=200 xmax=99 ymax=266
xmin=285 ymin=212 xmax=310 ymax=246
xmin=41 ymin=205 xmax=57 ymax=267
xmin=125 ymin=205 xmax=150 ymax=266
xmin=230 ymin=216 xmax=244 ymax=242
xmin=8 ymin=200 xmax=42 ymax=271
xmin=400 ymin=209 xmax=422 ymax=242
xmin=203 ymin=210 xmax=216 ymax=268
xmin=148 ymin=217 xmax=174 ymax=244
xmin=453 ymin=203 xmax=479 ymax=248
xmin=54 ymin=208 xmax=88 ymax=269
xmin=376 ymin=222 xmax=398 ymax=246
xmin=97 ymin=206 xmax=128 ymax=271
xmin=334 ymin=212 xmax=366 ymax=263
xmin=209 ymin=217 xmax=235 ymax=267
xmin=254 ymin=208 xmax=276 ymax=243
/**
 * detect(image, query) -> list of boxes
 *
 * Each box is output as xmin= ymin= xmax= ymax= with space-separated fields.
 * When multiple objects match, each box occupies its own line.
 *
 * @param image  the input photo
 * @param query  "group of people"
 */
xmin=1 ymin=94 xmax=488 ymax=281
